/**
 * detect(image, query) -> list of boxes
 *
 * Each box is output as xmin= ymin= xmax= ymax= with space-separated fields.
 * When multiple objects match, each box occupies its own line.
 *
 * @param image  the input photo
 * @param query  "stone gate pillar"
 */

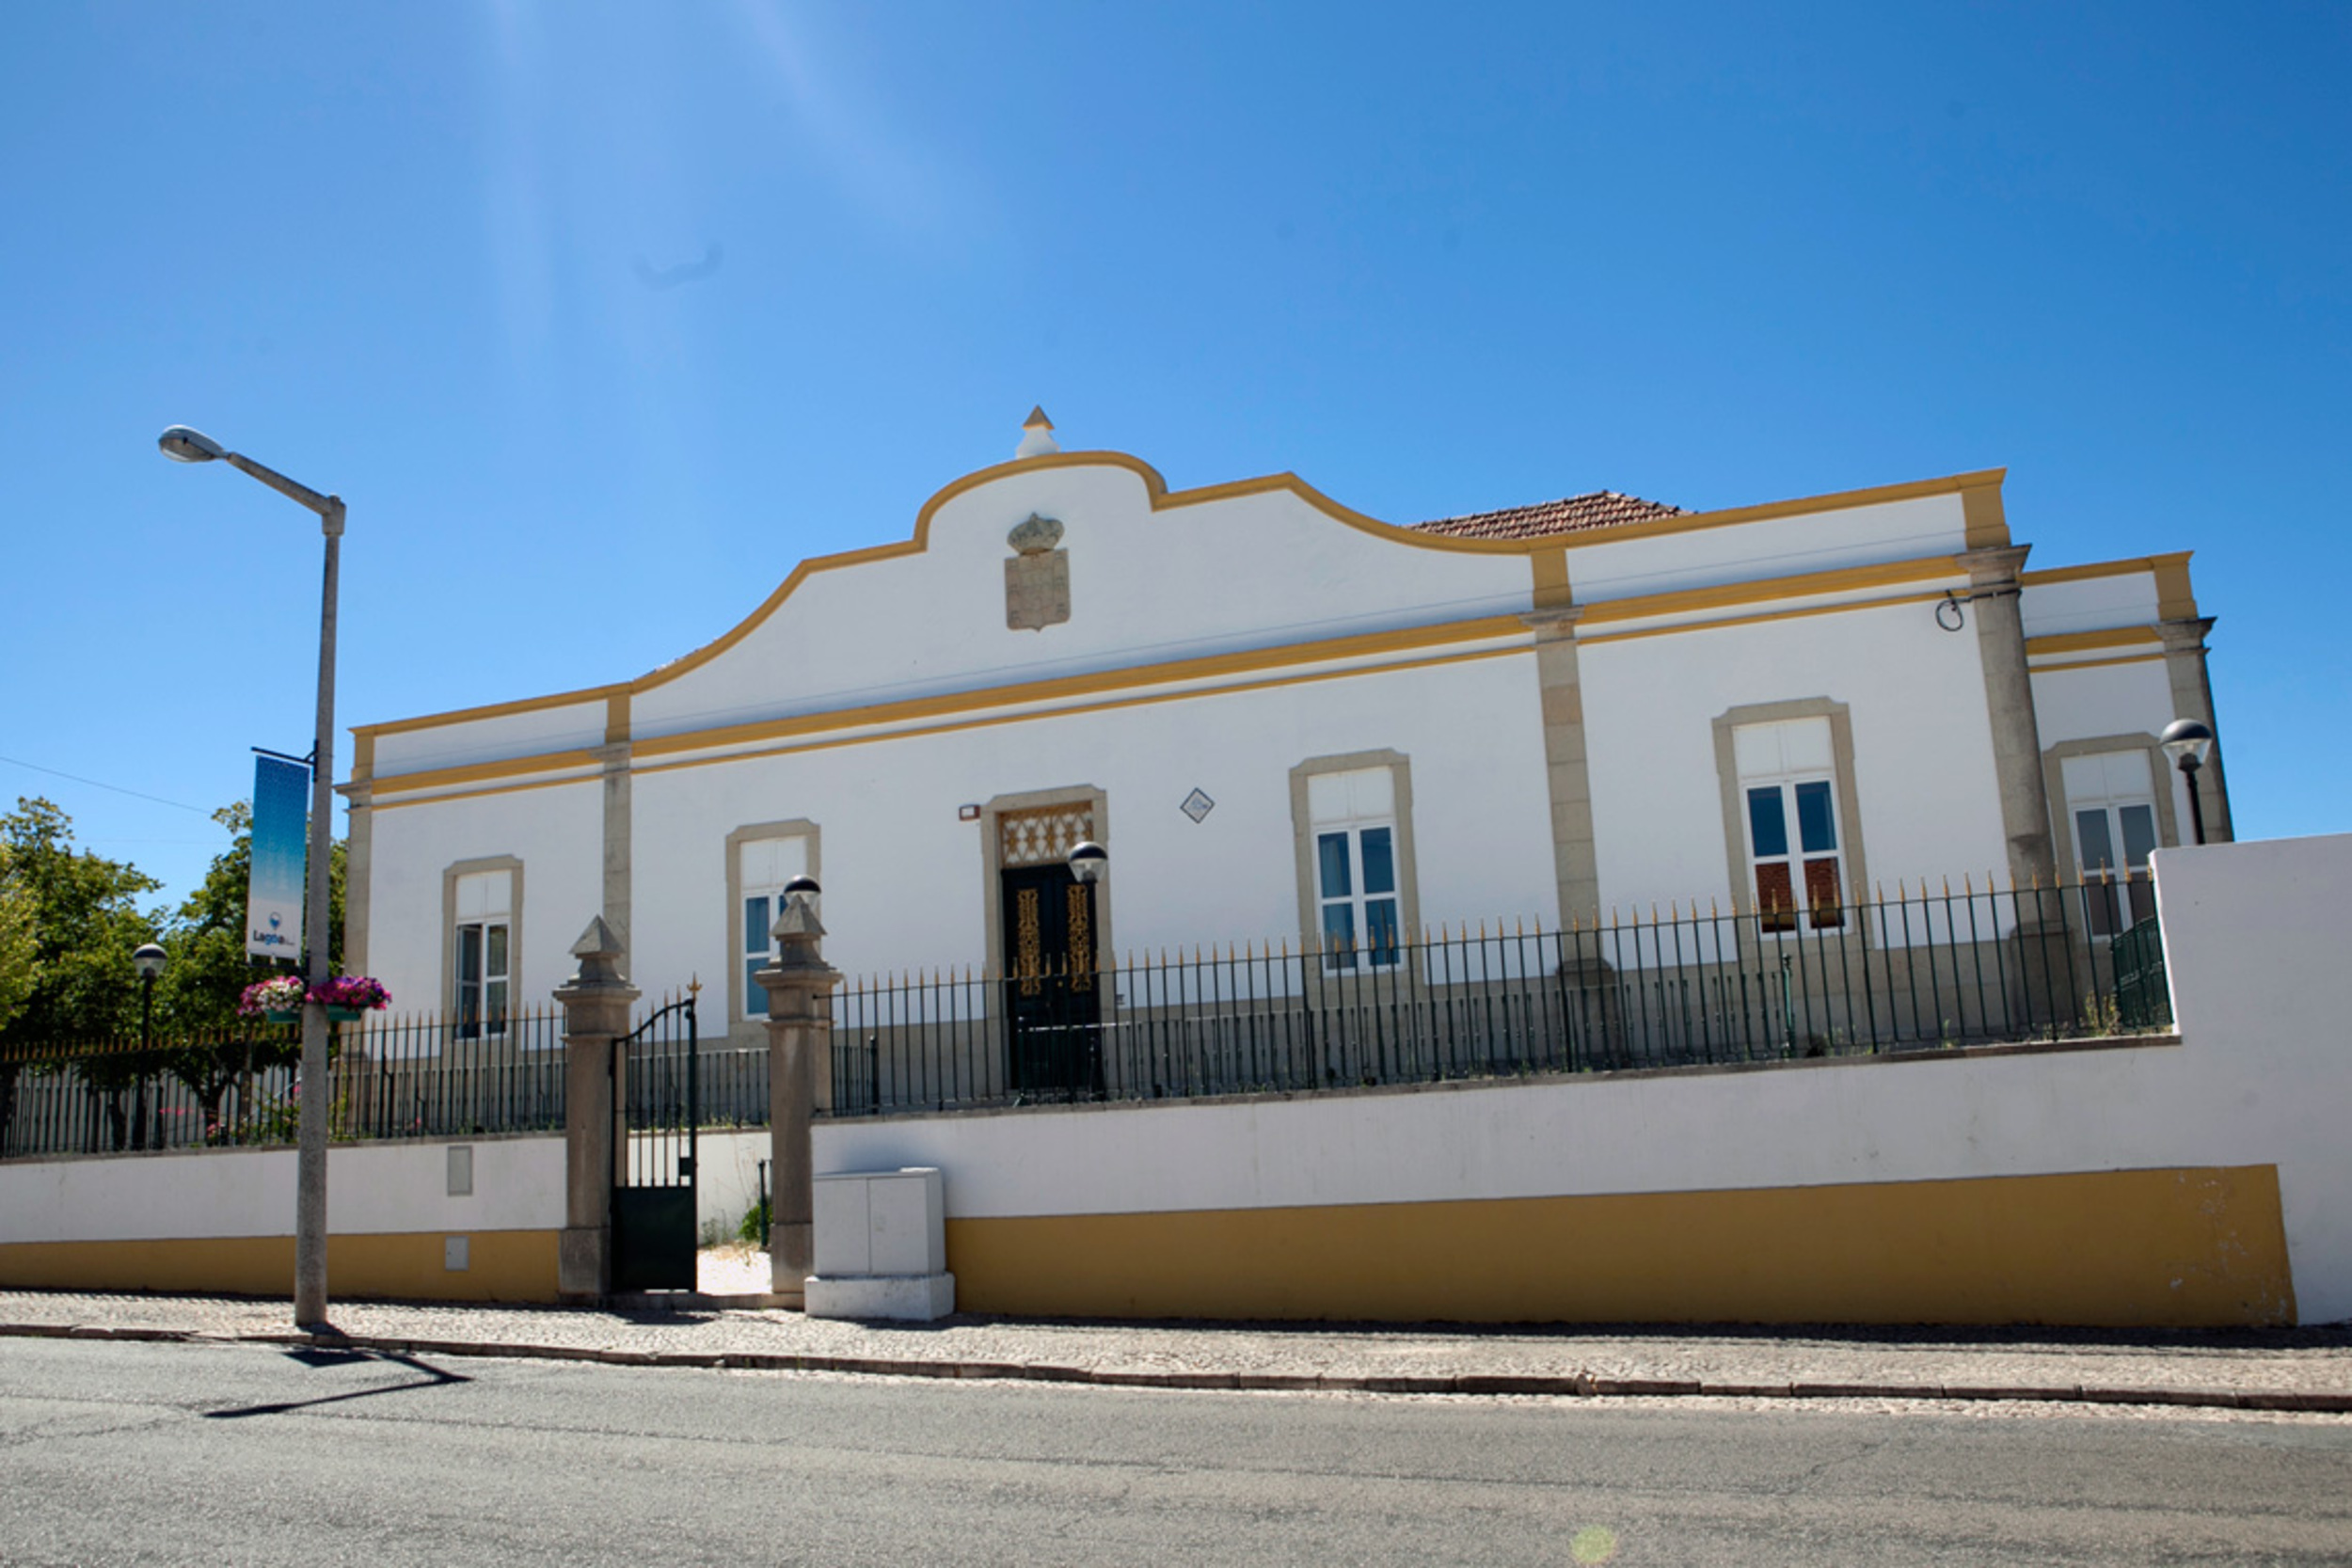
xmin=754 ymin=878 xmax=842 ymax=1306
xmin=553 ymin=916 xmax=639 ymax=1304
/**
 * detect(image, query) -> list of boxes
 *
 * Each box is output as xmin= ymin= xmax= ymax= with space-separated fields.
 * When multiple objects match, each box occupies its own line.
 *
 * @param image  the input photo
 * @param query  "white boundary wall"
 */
xmin=816 ymin=833 xmax=2352 ymax=1323
xmin=0 ymin=1133 xmax=564 ymax=1246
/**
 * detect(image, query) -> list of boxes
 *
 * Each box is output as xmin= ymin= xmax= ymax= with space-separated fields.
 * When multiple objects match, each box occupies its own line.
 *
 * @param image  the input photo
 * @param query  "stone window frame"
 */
xmin=725 ymin=819 xmax=821 ymax=1028
xmin=1289 ymin=750 xmax=1422 ymax=961
xmin=977 ymin=785 xmax=1111 ymax=987
xmin=440 ymin=855 xmax=523 ymax=1035
xmin=1711 ymin=700 xmax=1869 ymax=947
xmin=2042 ymin=735 xmax=2180 ymax=935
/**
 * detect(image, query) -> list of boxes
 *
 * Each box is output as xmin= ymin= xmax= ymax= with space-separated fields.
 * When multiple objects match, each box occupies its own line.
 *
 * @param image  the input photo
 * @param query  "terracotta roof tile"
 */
xmin=1414 ymin=490 xmax=1687 ymax=541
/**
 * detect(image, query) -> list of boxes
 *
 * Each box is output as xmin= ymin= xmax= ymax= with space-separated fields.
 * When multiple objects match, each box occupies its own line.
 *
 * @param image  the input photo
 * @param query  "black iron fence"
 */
xmin=0 ymin=1006 xmax=566 ymax=1161
xmin=829 ymin=878 xmax=2174 ymax=1117
xmin=1 ymin=876 xmax=2181 ymax=1157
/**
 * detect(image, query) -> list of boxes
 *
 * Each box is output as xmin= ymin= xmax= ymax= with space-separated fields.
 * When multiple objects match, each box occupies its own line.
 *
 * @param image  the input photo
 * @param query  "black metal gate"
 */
xmin=612 ymin=993 xmax=698 ymax=1291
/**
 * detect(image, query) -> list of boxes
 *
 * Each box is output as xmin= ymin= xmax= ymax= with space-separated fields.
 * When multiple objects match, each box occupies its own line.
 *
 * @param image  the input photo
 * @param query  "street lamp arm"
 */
xmin=221 ymin=451 xmax=344 ymax=532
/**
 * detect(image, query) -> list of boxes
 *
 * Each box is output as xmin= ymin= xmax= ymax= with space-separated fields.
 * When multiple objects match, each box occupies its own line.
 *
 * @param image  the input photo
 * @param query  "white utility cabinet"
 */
xmin=805 ymin=1166 xmax=955 ymax=1321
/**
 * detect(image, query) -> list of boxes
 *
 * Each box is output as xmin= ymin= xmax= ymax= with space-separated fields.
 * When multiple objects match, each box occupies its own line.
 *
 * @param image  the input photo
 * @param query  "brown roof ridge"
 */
xmin=1414 ymin=489 xmax=1689 ymax=541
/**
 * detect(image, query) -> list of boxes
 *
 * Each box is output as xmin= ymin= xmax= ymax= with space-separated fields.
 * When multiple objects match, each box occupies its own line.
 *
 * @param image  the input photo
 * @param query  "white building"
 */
xmin=343 ymin=413 xmax=2230 ymax=1052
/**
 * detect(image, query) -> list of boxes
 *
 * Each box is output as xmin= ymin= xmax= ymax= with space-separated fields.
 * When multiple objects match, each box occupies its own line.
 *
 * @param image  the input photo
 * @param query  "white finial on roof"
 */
xmin=1016 ymin=405 xmax=1059 ymax=459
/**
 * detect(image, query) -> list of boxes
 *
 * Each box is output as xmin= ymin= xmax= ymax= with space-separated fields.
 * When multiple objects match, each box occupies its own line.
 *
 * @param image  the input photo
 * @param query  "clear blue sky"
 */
xmin=3 ymin=1 xmax=2345 ymax=912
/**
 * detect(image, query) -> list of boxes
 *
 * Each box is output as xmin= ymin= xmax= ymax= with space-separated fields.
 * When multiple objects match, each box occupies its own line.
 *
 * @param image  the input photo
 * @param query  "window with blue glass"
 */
xmin=452 ymin=868 xmax=513 ymax=1039
xmin=1317 ymin=823 xmax=1401 ymax=971
xmin=1733 ymin=717 xmax=1846 ymax=934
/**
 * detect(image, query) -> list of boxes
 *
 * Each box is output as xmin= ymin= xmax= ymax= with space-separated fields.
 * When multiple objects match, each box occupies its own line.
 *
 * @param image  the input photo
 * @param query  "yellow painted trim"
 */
xmin=0 ymin=1229 xmax=560 ymax=1304
xmin=946 ymin=1165 xmax=2295 ymax=1328
xmin=369 ymin=751 xmax=604 ymax=800
xmin=1581 ymin=589 xmax=1953 ymax=647
xmin=2029 ymin=653 xmax=2169 ymax=674
xmin=2025 ymin=626 xmax=2167 ymax=657
xmin=354 ymin=458 xmax=2011 ymax=742
xmin=1580 ymin=556 xmax=1960 ymax=628
xmin=351 ymin=730 xmax=374 ymax=785
xmin=1530 ymin=549 xmax=1573 ymax=611
xmin=2151 ymin=552 xmax=2200 ymax=621
xmin=1961 ymin=478 xmax=2011 ymax=550
xmin=605 ymin=690 xmax=630 ymax=747
xmin=629 ymin=644 xmax=1533 ymax=782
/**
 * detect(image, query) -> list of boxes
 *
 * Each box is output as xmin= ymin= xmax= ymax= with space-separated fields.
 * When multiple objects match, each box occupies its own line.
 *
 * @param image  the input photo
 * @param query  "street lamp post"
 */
xmin=133 ymin=942 xmax=166 ymax=1152
xmin=2160 ymin=718 xmax=2216 ymax=847
xmin=159 ymin=425 xmax=344 ymax=1329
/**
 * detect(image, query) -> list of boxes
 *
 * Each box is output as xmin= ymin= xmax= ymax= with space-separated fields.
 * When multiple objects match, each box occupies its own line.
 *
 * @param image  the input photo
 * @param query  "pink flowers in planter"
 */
xmin=236 ymin=975 xmax=392 ymax=1016
xmin=309 ymin=975 xmax=390 ymax=1012
xmin=237 ymin=976 xmax=309 ymax=1017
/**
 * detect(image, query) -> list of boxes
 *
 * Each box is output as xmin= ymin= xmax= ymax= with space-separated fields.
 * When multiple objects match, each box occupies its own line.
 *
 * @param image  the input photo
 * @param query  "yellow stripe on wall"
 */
xmin=946 ymin=1166 xmax=2295 ymax=1328
xmin=0 ymin=1229 xmax=560 ymax=1305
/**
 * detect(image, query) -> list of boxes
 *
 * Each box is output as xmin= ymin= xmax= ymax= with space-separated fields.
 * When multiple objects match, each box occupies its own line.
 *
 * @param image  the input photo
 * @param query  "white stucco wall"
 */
xmin=632 ymin=462 xmax=1537 ymax=740
xmin=363 ymin=778 xmax=602 ymax=1017
xmin=814 ymin=833 xmax=2352 ymax=1323
xmin=2020 ymin=572 xmax=2163 ymax=638
xmin=1568 ymin=493 xmax=1969 ymax=605
xmin=0 ymin=1134 xmax=564 ymax=1245
xmin=2031 ymin=659 xmax=2199 ymax=853
xmin=374 ymin=698 xmax=608 ymax=777
xmin=631 ymin=647 xmax=1558 ymax=994
xmin=2030 ymin=657 xmax=2177 ymax=747
xmin=2150 ymin=834 xmax=2352 ymax=1322
xmin=1580 ymin=598 xmax=2010 ymax=908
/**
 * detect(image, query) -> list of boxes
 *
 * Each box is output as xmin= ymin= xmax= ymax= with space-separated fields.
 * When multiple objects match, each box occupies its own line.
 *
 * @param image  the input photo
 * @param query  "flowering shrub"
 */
xmin=237 ymin=976 xmax=309 ymax=1017
xmin=310 ymin=975 xmax=390 ymax=1011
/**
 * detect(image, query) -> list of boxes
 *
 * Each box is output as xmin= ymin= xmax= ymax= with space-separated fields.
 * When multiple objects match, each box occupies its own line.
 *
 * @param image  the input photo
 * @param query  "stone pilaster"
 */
xmin=596 ymin=741 xmax=632 ymax=953
xmin=342 ymin=785 xmax=373 ymax=978
xmin=553 ymin=916 xmax=640 ymax=1304
xmin=755 ymin=888 xmax=843 ymax=1306
xmin=1525 ymin=606 xmax=1602 ymax=928
xmin=2159 ymin=618 xmax=2233 ymax=843
xmin=1956 ymin=546 xmax=2058 ymax=893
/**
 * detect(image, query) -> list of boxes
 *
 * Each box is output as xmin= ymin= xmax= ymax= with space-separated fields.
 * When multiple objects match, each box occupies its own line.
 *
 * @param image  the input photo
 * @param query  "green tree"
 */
xmin=0 ymin=798 xmax=163 ymax=1150
xmin=0 ymin=844 xmax=40 ymax=1148
xmin=0 ymin=798 xmax=161 ymax=1049
xmin=0 ymin=844 xmax=35 ymax=1036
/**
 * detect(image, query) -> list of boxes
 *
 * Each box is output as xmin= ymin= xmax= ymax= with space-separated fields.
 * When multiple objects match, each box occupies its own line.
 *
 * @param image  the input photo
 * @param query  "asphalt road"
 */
xmin=2 ymin=1338 xmax=2348 ymax=1566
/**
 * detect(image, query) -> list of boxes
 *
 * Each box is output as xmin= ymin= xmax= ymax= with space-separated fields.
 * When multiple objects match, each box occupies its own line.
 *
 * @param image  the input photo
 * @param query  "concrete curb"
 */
xmin=9 ymin=1321 xmax=2349 ymax=1413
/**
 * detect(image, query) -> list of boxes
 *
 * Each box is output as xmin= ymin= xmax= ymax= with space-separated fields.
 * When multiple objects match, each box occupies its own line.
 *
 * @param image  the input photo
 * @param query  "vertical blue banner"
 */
xmin=247 ymin=754 xmax=310 ymax=960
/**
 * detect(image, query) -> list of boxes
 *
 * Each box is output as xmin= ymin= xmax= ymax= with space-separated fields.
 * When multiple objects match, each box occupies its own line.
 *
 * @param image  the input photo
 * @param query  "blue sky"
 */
xmin=2 ymin=1 xmax=2345 ymax=911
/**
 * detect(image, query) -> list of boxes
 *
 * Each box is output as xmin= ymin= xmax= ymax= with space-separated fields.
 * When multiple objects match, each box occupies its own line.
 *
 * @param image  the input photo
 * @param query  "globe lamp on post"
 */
xmin=2160 ymin=719 xmax=2216 ymax=847
xmin=132 ymin=943 xmax=167 ymax=1152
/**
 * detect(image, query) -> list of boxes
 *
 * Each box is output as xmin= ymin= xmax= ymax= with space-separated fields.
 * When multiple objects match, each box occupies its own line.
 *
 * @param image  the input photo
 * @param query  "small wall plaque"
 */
xmin=1181 ymin=788 xmax=1216 ymax=824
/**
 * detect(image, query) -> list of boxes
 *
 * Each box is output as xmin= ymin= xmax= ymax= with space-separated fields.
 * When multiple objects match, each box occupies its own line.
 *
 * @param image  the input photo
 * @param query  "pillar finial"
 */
xmin=1016 ymin=405 xmax=1059 ymax=459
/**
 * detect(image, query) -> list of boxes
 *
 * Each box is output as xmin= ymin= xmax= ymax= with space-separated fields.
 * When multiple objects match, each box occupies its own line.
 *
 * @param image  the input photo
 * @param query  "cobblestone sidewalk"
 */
xmin=6 ymin=1251 xmax=2347 ymax=1418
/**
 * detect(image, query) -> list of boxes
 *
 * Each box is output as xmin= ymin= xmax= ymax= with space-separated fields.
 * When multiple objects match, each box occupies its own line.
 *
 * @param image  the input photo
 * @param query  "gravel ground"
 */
xmin=6 ymin=1246 xmax=2347 ymax=1421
